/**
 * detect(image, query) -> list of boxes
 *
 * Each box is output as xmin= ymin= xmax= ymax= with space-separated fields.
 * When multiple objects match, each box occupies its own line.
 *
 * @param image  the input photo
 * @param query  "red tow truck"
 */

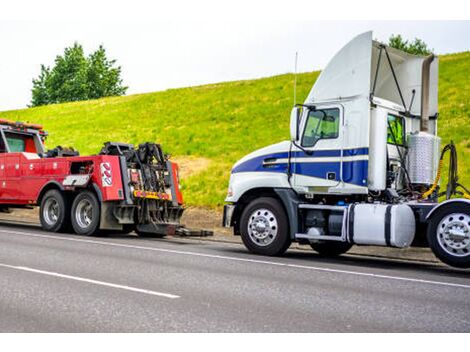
xmin=0 ymin=119 xmax=185 ymax=236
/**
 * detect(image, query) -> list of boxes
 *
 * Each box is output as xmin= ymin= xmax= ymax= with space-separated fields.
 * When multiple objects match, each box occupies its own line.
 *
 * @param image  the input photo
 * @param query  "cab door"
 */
xmin=292 ymin=104 xmax=369 ymax=195
xmin=291 ymin=105 xmax=343 ymax=193
xmin=0 ymin=136 xmax=5 ymax=201
xmin=1 ymin=131 xmax=24 ymax=202
xmin=4 ymin=153 xmax=21 ymax=201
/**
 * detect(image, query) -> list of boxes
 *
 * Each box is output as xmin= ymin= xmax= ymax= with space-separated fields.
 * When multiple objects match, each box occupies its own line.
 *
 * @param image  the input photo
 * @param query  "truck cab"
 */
xmin=224 ymin=32 xmax=470 ymax=268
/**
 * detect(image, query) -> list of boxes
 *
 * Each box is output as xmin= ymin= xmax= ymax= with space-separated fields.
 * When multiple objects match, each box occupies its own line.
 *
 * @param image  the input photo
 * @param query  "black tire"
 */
xmin=426 ymin=202 xmax=470 ymax=268
xmin=71 ymin=191 xmax=101 ymax=236
xmin=240 ymin=197 xmax=291 ymax=256
xmin=310 ymin=241 xmax=353 ymax=257
xmin=39 ymin=189 xmax=71 ymax=233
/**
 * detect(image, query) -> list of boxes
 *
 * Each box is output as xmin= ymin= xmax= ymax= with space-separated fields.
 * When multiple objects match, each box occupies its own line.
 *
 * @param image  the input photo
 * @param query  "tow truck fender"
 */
xmin=37 ymin=181 xmax=65 ymax=203
xmin=425 ymin=198 xmax=470 ymax=220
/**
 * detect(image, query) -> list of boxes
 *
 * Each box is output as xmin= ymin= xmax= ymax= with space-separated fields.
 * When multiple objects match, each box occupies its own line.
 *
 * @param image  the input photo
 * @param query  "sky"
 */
xmin=0 ymin=20 xmax=469 ymax=111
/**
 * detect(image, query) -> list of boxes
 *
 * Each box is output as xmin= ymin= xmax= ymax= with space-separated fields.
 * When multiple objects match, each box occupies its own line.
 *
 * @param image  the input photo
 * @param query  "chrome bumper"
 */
xmin=222 ymin=204 xmax=235 ymax=227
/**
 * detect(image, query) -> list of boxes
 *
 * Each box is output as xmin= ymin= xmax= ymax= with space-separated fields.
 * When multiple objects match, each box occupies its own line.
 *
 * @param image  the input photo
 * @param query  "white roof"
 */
xmin=305 ymin=31 xmax=438 ymax=117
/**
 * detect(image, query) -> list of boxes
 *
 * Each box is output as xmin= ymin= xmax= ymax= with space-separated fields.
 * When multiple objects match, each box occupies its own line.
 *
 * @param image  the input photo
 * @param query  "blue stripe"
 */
xmin=232 ymin=147 xmax=369 ymax=187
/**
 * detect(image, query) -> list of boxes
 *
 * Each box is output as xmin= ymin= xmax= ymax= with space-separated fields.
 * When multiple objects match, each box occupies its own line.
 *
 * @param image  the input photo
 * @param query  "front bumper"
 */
xmin=222 ymin=204 xmax=235 ymax=227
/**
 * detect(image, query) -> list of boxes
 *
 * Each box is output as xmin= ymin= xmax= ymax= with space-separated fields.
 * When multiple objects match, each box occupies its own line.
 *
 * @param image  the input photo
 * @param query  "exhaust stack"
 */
xmin=407 ymin=54 xmax=440 ymax=186
xmin=420 ymin=54 xmax=435 ymax=132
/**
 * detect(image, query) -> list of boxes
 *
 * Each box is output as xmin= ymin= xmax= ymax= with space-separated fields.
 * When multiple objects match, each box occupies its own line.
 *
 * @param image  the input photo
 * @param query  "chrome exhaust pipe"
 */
xmin=420 ymin=54 xmax=435 ymax=132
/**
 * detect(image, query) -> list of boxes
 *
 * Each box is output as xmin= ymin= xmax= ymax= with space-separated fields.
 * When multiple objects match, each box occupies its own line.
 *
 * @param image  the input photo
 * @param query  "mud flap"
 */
xmin=100 ymin=202 xmax=123 ymax=231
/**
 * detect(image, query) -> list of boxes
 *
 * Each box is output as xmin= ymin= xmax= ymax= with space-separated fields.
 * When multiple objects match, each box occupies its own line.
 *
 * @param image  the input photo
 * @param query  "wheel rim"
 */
xmin=43 ymin=198 xmax=60 ymax=226
xmin=247 ymin=208 xmax=278 ymax=246
xmin=437 ymin=212 xmax=470 ymax=257
xmin=75 ymin=199 xmax=94 ymax=229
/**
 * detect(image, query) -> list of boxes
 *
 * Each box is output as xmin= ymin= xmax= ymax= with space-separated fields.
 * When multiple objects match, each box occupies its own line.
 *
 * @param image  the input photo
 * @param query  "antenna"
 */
xmin=294 ymin=51 xmax=298 ymax=106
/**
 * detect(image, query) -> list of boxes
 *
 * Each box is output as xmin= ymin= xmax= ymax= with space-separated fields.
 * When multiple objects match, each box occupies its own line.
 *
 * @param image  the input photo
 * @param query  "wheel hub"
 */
xmin=247 ymin=208 xmax=278 ymax=246
xmin=437 ymin=213 xmax=470 ymax=257
xmin=43 ymin=198 xmax=59 ymax=225
xmin=76 ymin=199 xmax=93 ymax=228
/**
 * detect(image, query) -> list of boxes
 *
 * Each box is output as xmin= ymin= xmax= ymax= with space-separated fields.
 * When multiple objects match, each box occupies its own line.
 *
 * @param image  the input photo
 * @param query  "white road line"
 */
xmin=1 ymin=228 xmax=470 ymax=290
xmin=0 ymin=262 xmax=180 ymax=299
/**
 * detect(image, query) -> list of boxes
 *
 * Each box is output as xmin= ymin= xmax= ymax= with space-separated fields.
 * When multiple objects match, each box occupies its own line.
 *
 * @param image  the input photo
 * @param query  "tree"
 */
xmin=388 ymin=34 xmax=433 ymax=56
xmin=31 ymin=43 xmax=127 ymax=106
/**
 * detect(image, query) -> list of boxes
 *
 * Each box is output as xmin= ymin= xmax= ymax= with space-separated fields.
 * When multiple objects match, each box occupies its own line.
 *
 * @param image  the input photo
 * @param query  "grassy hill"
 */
xmin=1 ymin=52 xmax=469 ymax=208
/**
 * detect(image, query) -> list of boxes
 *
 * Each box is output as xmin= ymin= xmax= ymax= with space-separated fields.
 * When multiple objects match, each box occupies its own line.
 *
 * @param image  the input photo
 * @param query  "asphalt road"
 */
xmin=0 ymin=222 xmax=469 ymax=332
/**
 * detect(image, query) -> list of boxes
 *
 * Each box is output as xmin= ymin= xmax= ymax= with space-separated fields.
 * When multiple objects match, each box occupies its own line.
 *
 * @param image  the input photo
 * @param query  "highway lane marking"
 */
xmin=0 ymin=262 xmax=180 ymax=299
xmin=1 ymin=228 xmax=470 ymax=290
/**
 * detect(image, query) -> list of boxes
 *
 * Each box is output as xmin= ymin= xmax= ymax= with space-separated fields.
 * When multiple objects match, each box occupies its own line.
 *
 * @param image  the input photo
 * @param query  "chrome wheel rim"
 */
xmin=75 ymin=199 xmax=94 ymax=229
xmin=437 ymin=213 xmax=470 ymax=257
xmin=247 ymin=208 xmax=278 ymax=246
xmin=43 ymin=198 xmax=60 ymax=225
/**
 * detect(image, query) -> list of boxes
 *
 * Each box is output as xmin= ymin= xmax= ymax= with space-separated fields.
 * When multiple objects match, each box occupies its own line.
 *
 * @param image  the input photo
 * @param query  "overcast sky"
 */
xmin=0 ymin=20 xmax=469 ymax=111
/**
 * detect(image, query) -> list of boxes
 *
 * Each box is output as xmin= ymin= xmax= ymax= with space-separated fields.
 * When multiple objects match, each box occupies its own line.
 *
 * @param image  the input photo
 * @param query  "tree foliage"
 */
xmin=31 ymin=43 xmax=127 ymax=107
xmin=388 ymin=34 xmax=433 ymax=56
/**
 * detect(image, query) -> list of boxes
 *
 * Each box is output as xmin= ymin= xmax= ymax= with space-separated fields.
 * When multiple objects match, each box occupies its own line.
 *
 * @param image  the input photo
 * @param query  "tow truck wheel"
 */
xmin=240 ymin=197 xmax=291 ymax=256
xmin=427 ymin=202 xmax=470 ymax=268
xmin=71 ymin=191 xmax=101 ymax=236
xmin=40 ymin=189 xmax=71 ymax=233
xmin=310 ymin=241 xmax=353 ymax=257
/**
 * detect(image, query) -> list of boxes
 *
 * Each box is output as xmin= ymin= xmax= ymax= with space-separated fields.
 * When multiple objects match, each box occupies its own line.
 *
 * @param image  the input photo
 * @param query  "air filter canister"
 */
xmin=406 ymin=132 xmax=441 ymax=185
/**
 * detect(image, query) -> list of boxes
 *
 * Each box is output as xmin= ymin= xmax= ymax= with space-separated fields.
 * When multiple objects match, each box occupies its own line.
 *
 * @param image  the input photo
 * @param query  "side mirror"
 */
xmin=290 ymin=106 xmax=301 ymax=141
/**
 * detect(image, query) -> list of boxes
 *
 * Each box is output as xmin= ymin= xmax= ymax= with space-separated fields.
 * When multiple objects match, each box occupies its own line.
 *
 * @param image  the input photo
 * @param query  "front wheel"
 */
xmin=427 ymin=202 xmax=470 ymax=268
xmin=240 ymin=197 xmax=291 ymax=256
xmin=310 ymin=241 xmax=353 ymax=257
xmin=71 ymin=191 xmax=101 ymax=236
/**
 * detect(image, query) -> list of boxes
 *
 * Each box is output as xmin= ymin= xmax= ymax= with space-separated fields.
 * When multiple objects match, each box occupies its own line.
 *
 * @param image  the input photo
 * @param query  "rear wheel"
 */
xmin=427 ymin=202 xmax=470 ymax=268
xmin=240 ymin=197 xmax=291 ymax=256
xmin=71 ymin=191 xmax=101 ymax=236
xmin=39 ymin=189 xmax=71 ymax=232
xmin=310 ymin=241 xmax=353 ymax=257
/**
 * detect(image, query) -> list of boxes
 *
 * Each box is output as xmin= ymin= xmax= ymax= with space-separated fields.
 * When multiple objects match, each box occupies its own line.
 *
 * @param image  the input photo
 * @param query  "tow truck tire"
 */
xmin=310 ymin=242 xmax=353 ymax=257
xmin=71 ymin=191 xmax=101 ymax=236
xmin=240 ymin=197 xmax=291 ymax=256
xmin=426 ymin=202 xmax=470 ymax=268
xmin=40 ymin=189 xmax=71 ymax=233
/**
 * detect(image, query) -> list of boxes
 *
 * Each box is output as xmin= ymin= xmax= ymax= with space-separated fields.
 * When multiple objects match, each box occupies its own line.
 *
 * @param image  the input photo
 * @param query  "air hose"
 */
xmin=422 ymin=141 xmax=470 ymax=200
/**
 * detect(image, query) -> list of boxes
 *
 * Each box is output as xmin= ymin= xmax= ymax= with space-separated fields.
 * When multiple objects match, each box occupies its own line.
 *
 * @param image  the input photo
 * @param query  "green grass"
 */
xmin=1 ymin=52 xmax=469 ymax=208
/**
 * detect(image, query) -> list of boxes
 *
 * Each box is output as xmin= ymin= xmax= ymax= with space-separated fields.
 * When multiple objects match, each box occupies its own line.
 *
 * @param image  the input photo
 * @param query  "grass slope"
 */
xmin=1 ymin=52 xmax=469 ymax=208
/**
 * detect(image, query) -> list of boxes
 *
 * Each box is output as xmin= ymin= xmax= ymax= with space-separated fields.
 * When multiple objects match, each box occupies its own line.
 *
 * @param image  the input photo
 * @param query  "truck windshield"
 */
xmin=301 ymin=108 xmax=340 ymax=147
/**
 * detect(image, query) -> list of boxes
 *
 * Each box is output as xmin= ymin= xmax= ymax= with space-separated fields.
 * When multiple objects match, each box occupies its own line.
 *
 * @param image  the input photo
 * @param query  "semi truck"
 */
xmin=0 ymin=119 xmax=184 ymax=236
xmin=223 ymin=31 xmax=470 ymax=268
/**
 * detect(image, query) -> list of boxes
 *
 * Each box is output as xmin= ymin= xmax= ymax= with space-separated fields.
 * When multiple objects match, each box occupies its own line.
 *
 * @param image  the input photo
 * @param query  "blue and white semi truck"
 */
xmin=223 ymin=31 xmax=470 ymax=268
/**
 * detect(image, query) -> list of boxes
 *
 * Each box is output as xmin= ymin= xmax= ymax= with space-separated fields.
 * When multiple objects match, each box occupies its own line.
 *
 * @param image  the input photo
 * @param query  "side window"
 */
xmin=5 ymin=133 xmax=26 ymax=152
xmin=301 ymin=108 xmax=340 ymax=147
xmin=387 ymin=114 xmax=405 ymax=145
xmin=3 ymin=131 xmax=38 ymax=153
